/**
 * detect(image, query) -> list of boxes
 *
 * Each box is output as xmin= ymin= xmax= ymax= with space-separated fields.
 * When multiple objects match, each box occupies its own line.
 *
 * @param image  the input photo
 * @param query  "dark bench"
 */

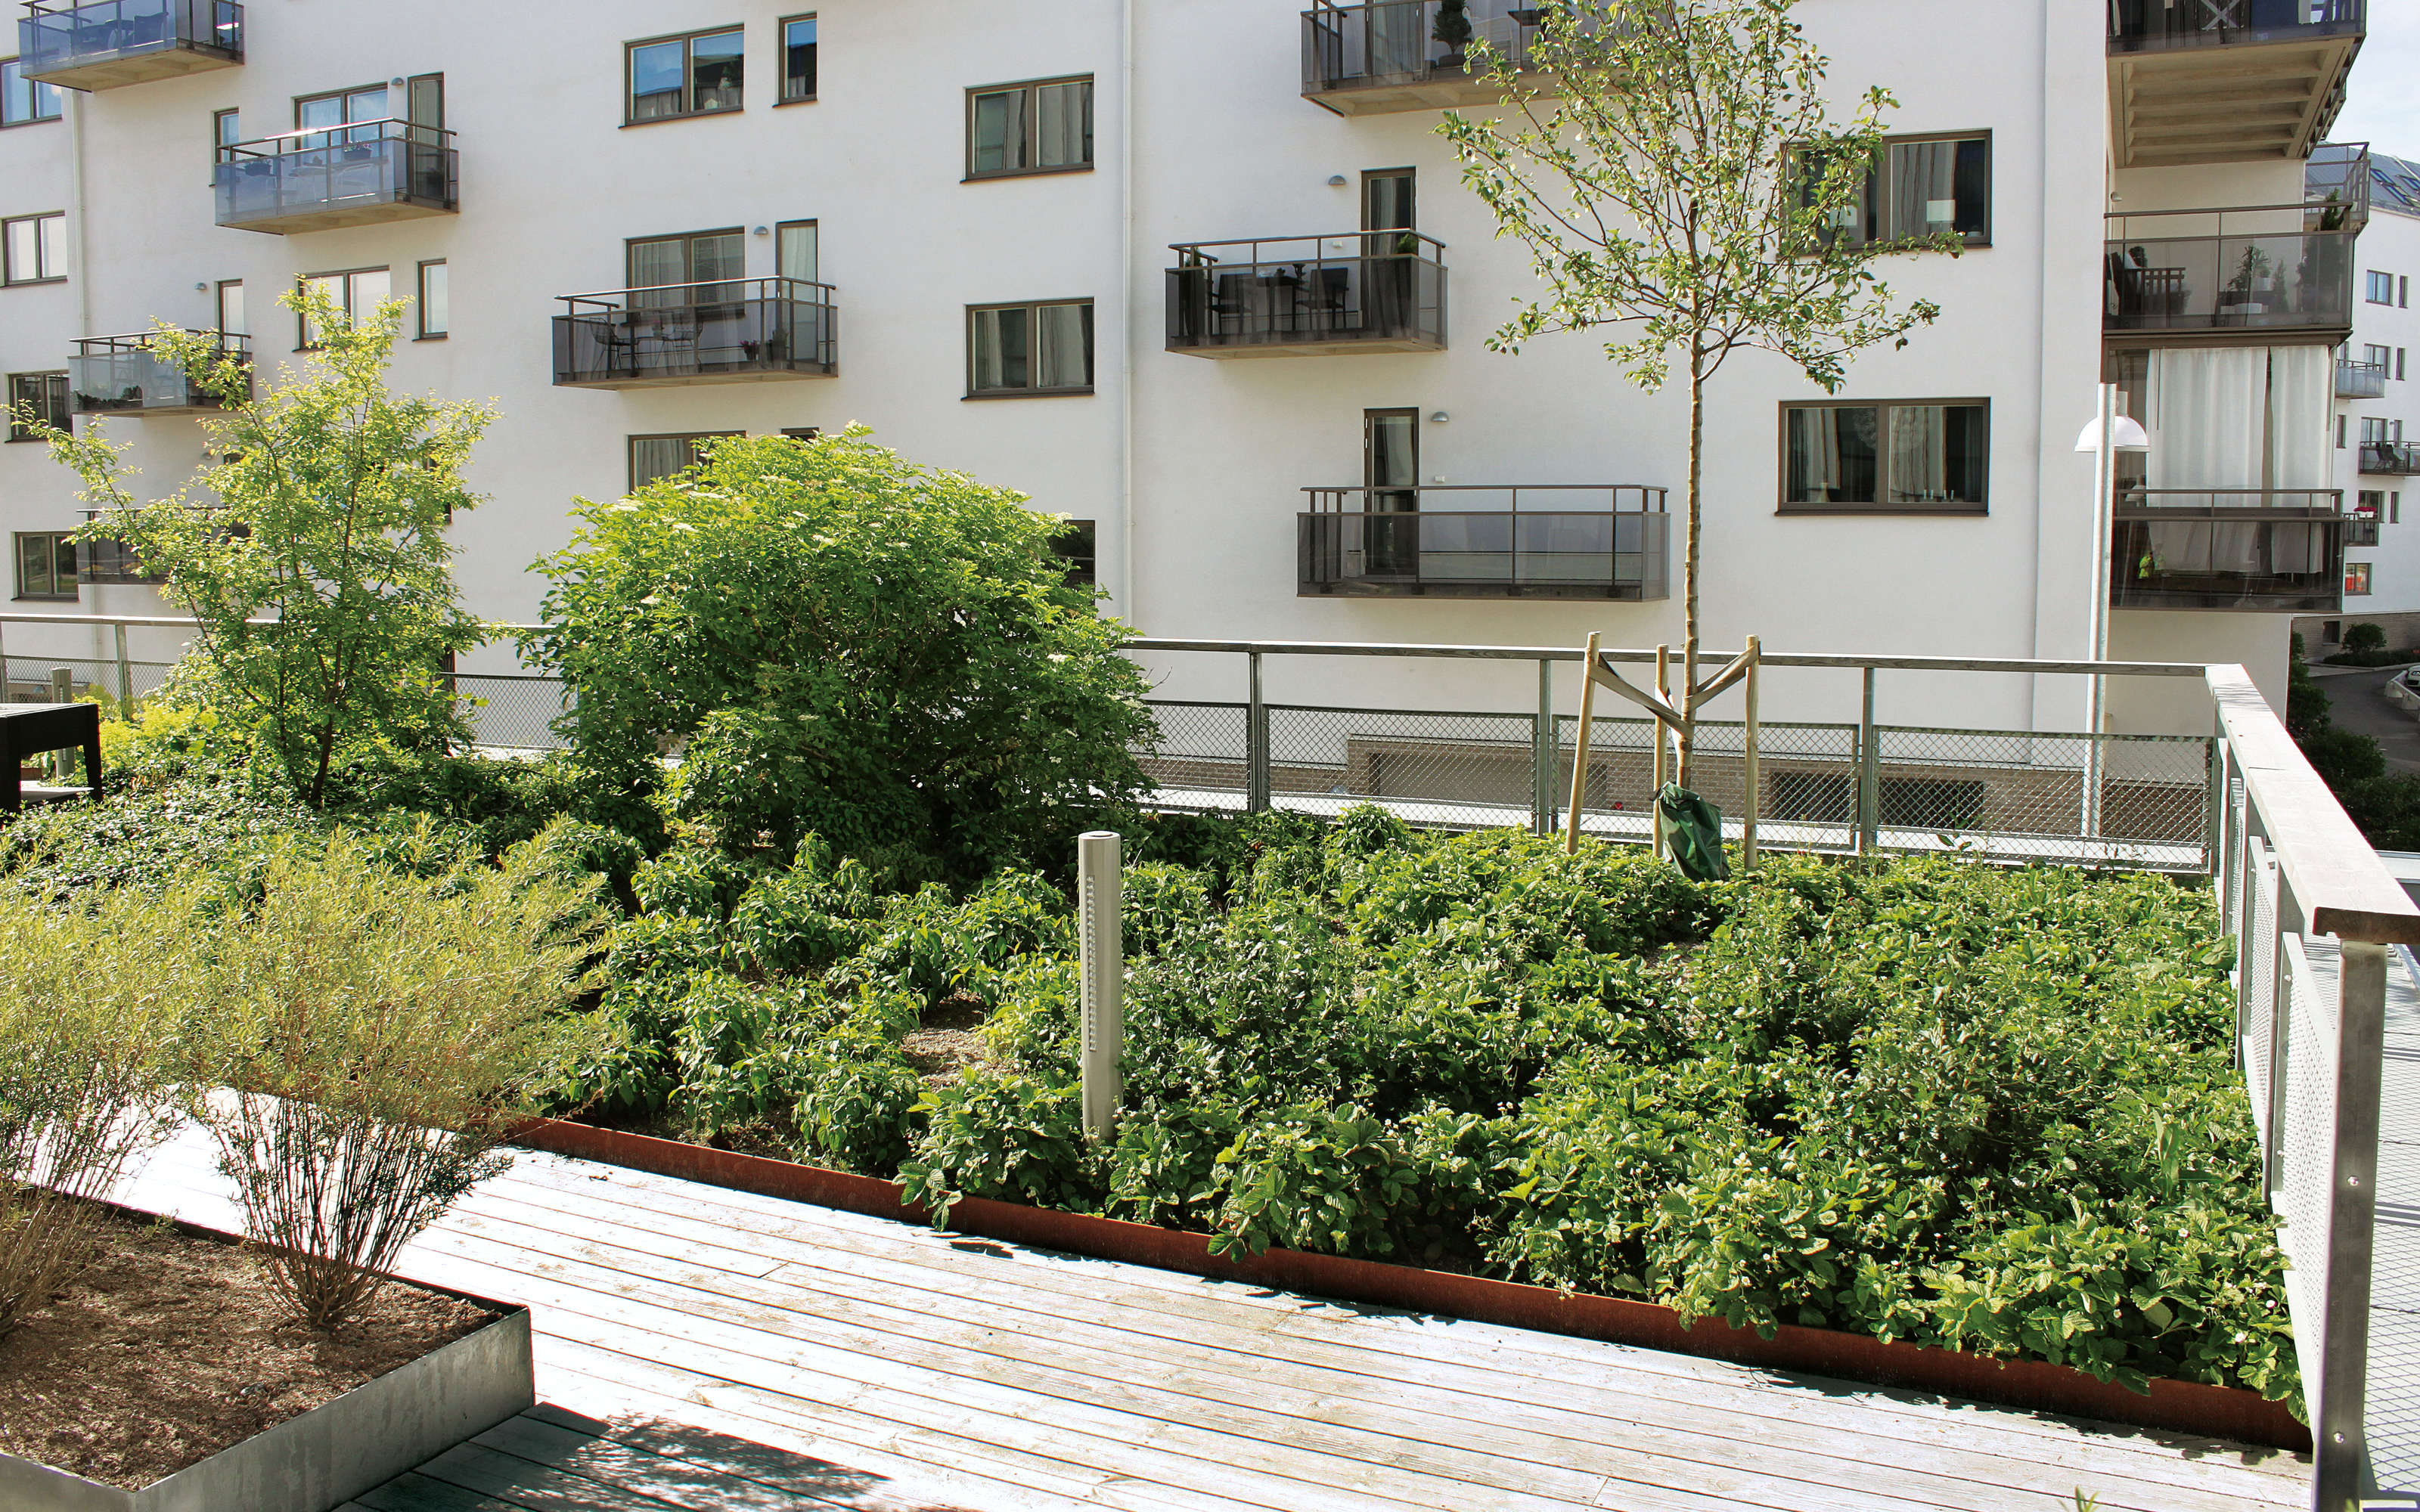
xmin=2 ymin=702 xmax=103 ymax=813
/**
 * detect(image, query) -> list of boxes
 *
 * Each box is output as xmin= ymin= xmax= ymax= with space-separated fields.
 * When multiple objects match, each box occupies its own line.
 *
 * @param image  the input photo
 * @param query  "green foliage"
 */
xmin=29 ymin=290 xmax=493 ymax=806
xmin=527 ymin=428 xmax=1157 ymax=874
xmin=0 ymin=781 xmax=317 ymax=902
xmin=2344 ymin=622 xmax=2387 ymax=652
xmin=898 ymin=1070 xmax=1101 ymax=1223
xmin=2299 ymin=725 xmax=2387 ymax=788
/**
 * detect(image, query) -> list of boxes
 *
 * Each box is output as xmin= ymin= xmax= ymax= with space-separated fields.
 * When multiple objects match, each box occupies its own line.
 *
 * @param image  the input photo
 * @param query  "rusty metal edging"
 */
xmin=513 ymin=1118 xmax=2310 ymax=1454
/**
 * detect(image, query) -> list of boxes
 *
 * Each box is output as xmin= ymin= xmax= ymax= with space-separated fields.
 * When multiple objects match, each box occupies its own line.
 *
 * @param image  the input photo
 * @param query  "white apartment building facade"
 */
xmin=0 ymin=0 xmax=2369 ymax=744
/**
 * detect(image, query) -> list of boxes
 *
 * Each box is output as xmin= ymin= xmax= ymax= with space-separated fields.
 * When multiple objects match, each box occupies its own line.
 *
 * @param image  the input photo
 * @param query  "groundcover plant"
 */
xmin=551 ymin=805 xmax=2296 ymax=1414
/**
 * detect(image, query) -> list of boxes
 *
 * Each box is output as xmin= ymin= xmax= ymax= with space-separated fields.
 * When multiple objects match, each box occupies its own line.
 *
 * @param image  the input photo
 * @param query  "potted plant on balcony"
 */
xmin=1433 ymin=0 xmax=1475 ymax=69
xmin=2222 ymin=243 xmax=2275 ymax=316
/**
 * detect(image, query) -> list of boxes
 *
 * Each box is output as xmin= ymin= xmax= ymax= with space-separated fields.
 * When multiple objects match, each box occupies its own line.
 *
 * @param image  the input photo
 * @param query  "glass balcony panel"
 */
xmin=212 ymin=120 xmax=457 ymax=234
xmin=1302 ymin=1 xmax=1544 ymax=114
xmin=554 ymin=279 xmax=837 ymax=389
xmin=2107 ymin=0 xmax=2364 ymax=52
xmin=66 ymin=331 xmax=248 ymax=417
xmin=20 ymin=0 xmax=241 ymax=89
xmin=2338 ymin=360 xmax=2389 ymax=398
xmin=2363 ymin=442 xmax=2420 ymax=475
xmin=2103 ymin=228 xmax=2355 ymax=335
xmin=2110 ymin=488 xmax=2342 ymax=612
xmin=1298 ymin=487 xmax=1667 ymax=600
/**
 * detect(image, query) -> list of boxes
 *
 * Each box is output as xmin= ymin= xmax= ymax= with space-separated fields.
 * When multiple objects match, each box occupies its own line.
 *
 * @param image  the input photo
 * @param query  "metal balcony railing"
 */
xmin=2107 ymin=0 xmax=2363 ymax=52
xmin=2339 ymin=359 xmax=2389 ymax=398
xmin=2347 ymin=515 xmax=2381 ymax=547
xmin=2307 ymin=141 xmax=2372 ymax=234
xmin=213 ymin=118 xmax=455 ymax=235
xmin=2111 ymin=488 xmax=2342 ymax=612
xmin=1168 ymin=233 xmax=1446 ymax=357
xmin=67 ymin=330 xmax=247 ymax=417
xmin=2363 ymin=442 xmax=2420 ymax=475
xmin=553 ymin=277 xmax=838 ymax=389
xmin=1299 ymin=485 xmax=1668 ymax=600
xmin=19 ymin=0 xmax=240 ymax=88
xmin=2105 ymin=206 xmax=2357 ymax=336
xmin=1301 ymin=0 xmax=1542 ymax=113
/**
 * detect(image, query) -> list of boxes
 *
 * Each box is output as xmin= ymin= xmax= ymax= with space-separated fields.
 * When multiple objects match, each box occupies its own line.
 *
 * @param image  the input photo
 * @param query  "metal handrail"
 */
xmin=72 ymin=329 xmax=250 ymax=358
xmin=2113 ymin=487 xmax=2344 ymax=517
xmin=556 ymin=276 xmax=837 ymax=317
xmin=219 ymin=117 xmax=455 ymax=156
xmin=1304 ymin=484 xmax=1667 ymax=513
xmin=1169 ymin=231 xmax=1446 ymax=268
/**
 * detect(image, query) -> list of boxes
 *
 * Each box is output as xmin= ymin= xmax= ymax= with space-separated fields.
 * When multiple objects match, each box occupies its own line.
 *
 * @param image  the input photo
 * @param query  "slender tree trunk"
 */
xmin=1676 ymin=346 xmax=1705 ymax=788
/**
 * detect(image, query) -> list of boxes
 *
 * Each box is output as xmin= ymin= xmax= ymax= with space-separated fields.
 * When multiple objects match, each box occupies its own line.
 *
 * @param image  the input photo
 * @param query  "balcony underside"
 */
xmin=25 ymin=40 xmax=237 ymax=88
xmin=1302 ymin=579 xmax=1658 ymax=600
xmin=1303 ymin=69 xmax=1543 ymax=116
xmin=556 ymin=364 xmax=837 ymax=390
xmin=2108 ymin=39 xmax=2360 ymax=167
xmin=1174 ymin=333 xmax=1445 ymax=359
xmin=220 ymin=197 xmax=453 ymax=237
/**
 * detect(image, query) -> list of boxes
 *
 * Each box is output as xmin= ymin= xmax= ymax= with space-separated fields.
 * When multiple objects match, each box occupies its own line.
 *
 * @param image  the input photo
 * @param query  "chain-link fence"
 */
xmin=3 ymin=655 xmax=176 ymax=709
xmin=451 ymin=674 xmax=571 ymax=752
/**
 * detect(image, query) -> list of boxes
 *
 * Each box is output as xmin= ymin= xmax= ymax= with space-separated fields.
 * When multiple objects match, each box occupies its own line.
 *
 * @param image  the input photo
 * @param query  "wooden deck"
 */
xmin=113 ymin=1125 xmax=2310 ymax=1512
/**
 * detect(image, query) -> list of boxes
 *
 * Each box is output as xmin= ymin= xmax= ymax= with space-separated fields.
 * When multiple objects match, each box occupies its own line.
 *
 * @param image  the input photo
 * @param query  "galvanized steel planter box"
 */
xmin=0 ymin=1277 xmax=531 ymax=1512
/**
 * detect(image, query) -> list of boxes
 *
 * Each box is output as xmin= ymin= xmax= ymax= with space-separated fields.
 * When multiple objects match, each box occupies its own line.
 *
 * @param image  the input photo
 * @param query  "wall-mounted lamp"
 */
xmin=1428 ymin=411 xmax=1449 ymax=423
xmin=389 ymin=77 xmax=405 ymax=89
xmin=752 ymin=225 xmax=771 ymax=236
xmin=1327 ymin=175 xmax=1348 ymax=186
xmin=194 ymin=281 xmax=208 ymax=292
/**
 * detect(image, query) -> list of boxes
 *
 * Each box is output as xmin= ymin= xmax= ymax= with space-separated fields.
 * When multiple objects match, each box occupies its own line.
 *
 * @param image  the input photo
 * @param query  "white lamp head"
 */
xmin=2074 ymin=414 xmax=2149 ymax=454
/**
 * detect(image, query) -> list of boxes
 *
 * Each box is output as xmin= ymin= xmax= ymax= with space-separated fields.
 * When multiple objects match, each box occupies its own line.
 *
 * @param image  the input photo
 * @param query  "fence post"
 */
xmin=1856 ymin=665 xmax=1879 ymax=854
xmin=114 ymin=621 xmax=132 ymax=713
xmin=1652 ymin=644 xmax=1670 ymax=859
xmin=1246 ymin=650 xmax=1269 ymax=813
xmin=1532 ymin=658 xmax=1555 ymax=838
xmin=2314 ymin=938 xmax=2388 ymax=1511
xmin=1077 ymin=831 xmax=1123 ymax=1143
xmin=1563 ymin=632 xmax=1600 ymax=855
xmin=1742 ymin=637 xmax=1760 ymax=869
xmin=48 ymin=667 xmax=71 ymax=704
xmin=2202 ymin=715 xmax=2224 ymax=879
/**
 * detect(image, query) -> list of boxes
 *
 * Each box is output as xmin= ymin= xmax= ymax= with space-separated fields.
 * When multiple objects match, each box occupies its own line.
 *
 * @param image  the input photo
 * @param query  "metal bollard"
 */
xmin=1077 ymin=831 xmax=1123 ymax=1142
xmin=49 ymin=668 xmax=72 ymax=704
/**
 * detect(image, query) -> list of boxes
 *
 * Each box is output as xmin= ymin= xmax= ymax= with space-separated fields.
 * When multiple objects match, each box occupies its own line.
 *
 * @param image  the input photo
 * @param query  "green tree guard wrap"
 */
xmin=1655 ymin=783 xmax=1730 ymax=881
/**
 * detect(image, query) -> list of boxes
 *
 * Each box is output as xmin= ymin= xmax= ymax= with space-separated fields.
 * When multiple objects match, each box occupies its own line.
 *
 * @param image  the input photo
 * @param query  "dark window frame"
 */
xmin=216 ymin=278 xmax=245 ymax=337
xmin=964 ymin=298 xmax=1097 ymax=398
xmin=2 ymin=211 xmax=67 ymax=287
xmin=14 ymin=530 xmax=76 ymax=601
xmin=416 ymin=259 xmax=448 ymax=339
xmin=625 ymin=226 xmax=746 ymax=293
xmin=2 ymin=55 xmax=64 ymax=129
xmin=7 ymin=370 xmax=67 ymax=442
xmin=1776 ymin=396 xmax=1992 ymax=516
xmin=623 ymin=26 xmax=746 ymax=126
xmin=1797 ymin=130 xmax=1993 ymax=252
xmin=295 ymin=265 xmax=391 ymax=350
xmin=1051 ymin=519 xmax=1097 ymax=589
xmin=628 ymin=430 xmax=744 ymax=492
xmin=778 ymin=13 xmax=818 ymax=104
xmin=2368 ymin=269 xmax=2397 ymax=305
xmin=2347 ymin=560 xmax=2374 ymax=596
xmin=963 ymin=75 xmax=1096 ymax=182
xmin=213 ymin=106 xmax=241 ymax=162
xmin=292 ymin=82 xmax=395 ymax=136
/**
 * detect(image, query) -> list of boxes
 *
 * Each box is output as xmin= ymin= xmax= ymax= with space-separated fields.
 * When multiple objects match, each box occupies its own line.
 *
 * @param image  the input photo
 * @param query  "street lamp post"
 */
xmin=2074 ymin=386 xmax=2152 ymax=844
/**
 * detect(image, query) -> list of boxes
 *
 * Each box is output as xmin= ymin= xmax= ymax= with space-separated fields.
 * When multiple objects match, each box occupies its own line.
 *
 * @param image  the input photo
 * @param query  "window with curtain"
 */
xmin=14 ymin=531 xmax=75 ymax=600
xmin=417 ymin=261 xmax=448 ymax=337
xmin=296 ymin=84 xmax=389 ymax=144
xmin=1803 ymin=134 xmax=1990 ymax=249
xmin=777 ymin=222 xmax=818 ymax=286
xmin=966 ymin=77 xmax=1094 ymax=178
xmin=217 ymin=280 xmax=245 ymax=336
xmin=213 ymin=107 xmax=240 ymax=161
xmin=3 ymin=57 xmax=63 ymax=126
xmin=7 ymin=372 xmax=67 ymax=441
xmin=2347 ymin=561 xmax=2373 ymax=596
xmin=1782 ymin=401 xmax=1987 ymax=510
xmin=3 ymin=212 xmax=65 ymax=285
xmin=2369 ymin=270 xmax=2397 ymax=305
xmin=296 ymin=267 xmax=390 ymax=348
xmin=782 ymin=15 xmax=817 ymax=101
xmin=627 ymin=230 xmax=745 ymax=307
xmin=629 ymin=432 xmax=742 ymax=491
xmin=969 ymin=300 xmax=1093 ymax=395
xmin=628 ymin=28 xmax=743 ymax=123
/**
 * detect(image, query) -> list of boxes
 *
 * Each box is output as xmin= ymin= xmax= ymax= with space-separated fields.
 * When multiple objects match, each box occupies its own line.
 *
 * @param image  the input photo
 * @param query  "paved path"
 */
xmin=113 ymin=1126 xmax=2310 ymax=1511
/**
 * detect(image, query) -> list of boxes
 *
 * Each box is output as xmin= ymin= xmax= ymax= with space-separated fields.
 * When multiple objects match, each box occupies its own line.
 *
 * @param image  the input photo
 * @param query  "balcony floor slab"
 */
xmin=25 ymin=45 xmax=238 ymax=90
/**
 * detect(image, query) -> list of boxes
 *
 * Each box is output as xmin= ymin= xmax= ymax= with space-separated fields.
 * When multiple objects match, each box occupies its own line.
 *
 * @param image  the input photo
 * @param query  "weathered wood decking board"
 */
xmin=113 ymin=1125 xmax=2308 ymax=1511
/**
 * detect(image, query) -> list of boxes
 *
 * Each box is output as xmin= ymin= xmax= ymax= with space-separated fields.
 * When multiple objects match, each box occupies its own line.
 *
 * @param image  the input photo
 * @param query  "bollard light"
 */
xmin=1076 ymin=831 xmax=1123 ymax=1142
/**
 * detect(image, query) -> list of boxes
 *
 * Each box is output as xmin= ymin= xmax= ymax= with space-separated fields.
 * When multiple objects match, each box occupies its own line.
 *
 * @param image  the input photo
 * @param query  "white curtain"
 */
xmin=1887 ymin=141 xmax=1957 ymax=242
xmin=2145 ymin=346 xmax=2267 ymax=573
xmin=2266 ymin=344 xmax=2332 ymax=488
xmin=1888 ymin=405 xmax=1945 ymax=502
xmin=1035 ymin=80 xmax=1091 ymax=169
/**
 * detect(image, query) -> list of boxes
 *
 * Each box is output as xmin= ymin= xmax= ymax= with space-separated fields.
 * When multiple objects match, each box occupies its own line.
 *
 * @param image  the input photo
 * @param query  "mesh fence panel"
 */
xmin=2277 ymin=934 xmax=2337 ymax=1404
xmin=1139 ymin=700 xmax=1250 ymax=811
xmin=2 ymin=655 xmax=177 ymax=709
xmin=1560 ymin=714 xmax=1860 ymax=850
xmin=1870 ymin=727 xmax=2211 ymax=869
xmin=2244 ymin=838 xmax=2279 ymax=1151
xmin=452 ymin=674 xmax=571 ymax=751
xmin=1267 ymin=703 xmax=1539 ymax=829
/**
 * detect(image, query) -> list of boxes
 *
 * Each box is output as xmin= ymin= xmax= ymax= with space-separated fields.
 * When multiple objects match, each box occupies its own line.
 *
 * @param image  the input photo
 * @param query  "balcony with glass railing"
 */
xmin=2105 ymin=1 xmax=2363 ymax=166
xmin=2110 ymin=488 xmax=2342 ymax=612
xmin=554 ymin=278 xmax=837 ymax=389
xmin=2363 ymin=442 xmax=2420 ymax=475
xmin=19 ymin=0 xmax=239 ymax=90
xmin=1299 ymin=485 xmax=1668 ymax=600
xmin=67 ymin=330 xmax=246 ymax=417
xmin=1168 ymin=234 xmax=1446 ymax=358
xmin=1301 ymin=0 xmax=1545 ymax=114
xmin=213 ymin=119 xmax=455 ymax=235
xmin=2104 ymin=203 xmax=2356 ymax=341
xmin=2338 ymin=358 xmax=2388 ymax=398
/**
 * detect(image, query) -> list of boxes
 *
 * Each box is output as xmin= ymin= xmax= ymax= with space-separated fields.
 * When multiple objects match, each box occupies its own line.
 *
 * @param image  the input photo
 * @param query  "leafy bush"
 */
xmin=0 ymin=781 xmax=316 ymax=902
xmin=2345 ymin=621 xmax=2388 ymax=652
xmin=527 ymin=428 xmax=1157 ymax=875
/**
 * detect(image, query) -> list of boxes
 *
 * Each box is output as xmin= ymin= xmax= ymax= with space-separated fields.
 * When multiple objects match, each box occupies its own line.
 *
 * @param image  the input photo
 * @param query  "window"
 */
xmin=3 ymin=212 xmax=65 ymax=285
xmin=216 ymin=279 xmax=245 ymax=336
xmin=1781 ymin=399 xmax=1990 ymax=512
xmin=2361 ymin=490 xmax=2387 ymax=516
xmin=629 ymin=432 xmax=742 ymax=491
xmin=2366 ymin=343 xmax=2394 ymax=371
xmin=780 ymin=426 xmax=821 ymax=442
xmin=2363 ymin=417 xmax=2404 ymax=445
xmin=296 ymin=83 xmax=390 ymax=141
xmin=2 ymin=57 xmax=62 ymax=126
xmin=781 ymin=15 xmax=817 ymax=102
xmin=966 ymin=76 xmax=1093 ymax=179
xmin=1051 ymin=520 xmax=1097 ymax=588
xmin=417 ymin=260 xmax=448 ymax=338
xmin=776 ymin=220 xmax=818 ymax=287
xmin=77 ymin=528 xmax=161 ymax=586
xmin=627 ymin=228 xmax=743 ymax=307
xmin=1804 ymin=133 xmax=1990 ymax=248
xmin=14 ymin=532 xmax=74 ymax=600
xmin=967 ymin=300 xmax=1094 ymax=396
xmin=213 ymin=107 xmax=241 ymax=162
xmin=627 ymin=28 xmax=743 ymax=123
xmin=6 ymin=371 xmax=67 ymax=441
xmin=2347 ymin=561 xmax=2373 ymax=596
xmin=2369 ymin=270 xmax=2397 ymax=305
xmin=297 ymin=267 xmax=389 ymax=347
xmin=2338 ymin=414 xmax=2347 ymax=448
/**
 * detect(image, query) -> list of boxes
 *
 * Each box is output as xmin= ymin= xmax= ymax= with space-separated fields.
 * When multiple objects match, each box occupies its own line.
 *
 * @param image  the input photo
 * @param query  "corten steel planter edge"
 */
xmin=0 ymin=1204 xmax=535 ymax=1512
xmin=513 ymin=1117 xmax=2310 ymax=1454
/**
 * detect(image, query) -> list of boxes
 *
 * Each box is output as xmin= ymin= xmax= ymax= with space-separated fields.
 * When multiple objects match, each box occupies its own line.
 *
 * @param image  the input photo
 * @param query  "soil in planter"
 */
xmin=901 ymin=993 xmax=991 ymax=1089
xmin=0 ymin=1201 xmax=495 ymax=1491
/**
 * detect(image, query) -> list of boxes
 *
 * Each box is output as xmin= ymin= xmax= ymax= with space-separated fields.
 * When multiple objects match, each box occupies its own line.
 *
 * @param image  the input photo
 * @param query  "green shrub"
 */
xmin=0 ymin=782 xmax=316 ymax=902
xmin=898 ymin=1069 xmax=1100 ymax=1222
xmin=790 ymin=1036 xmax=927 ymax=1174
xmin=2345 ymin=621 xmax=2388 ymax=652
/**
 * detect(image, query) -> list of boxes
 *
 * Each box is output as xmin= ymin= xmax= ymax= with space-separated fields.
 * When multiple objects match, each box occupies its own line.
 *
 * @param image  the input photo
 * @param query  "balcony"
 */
xmin=2347 ymin=514 xmax=2381 ymax=547
xmin=2364 ymin=441 xmax=2420 ymax=475
xmin=2338 ymin=358 xmax=2388 ymax=398
xmin=1298 ymin=485 xmax=1668 ymax=600
xmin=2103 ymin=206 xmax=2355 ymax=344
xmin=2110 ymin=488 xmax=2341 ymax=612
xmin=554 ymin=278 xmax=836 ymax=389
xmin=213 ymin=119 xmax=455 ymax=235
xmin=1168 ymin=234 xmax=1445 ymax=358
xmin=18 ymin=0 xmax=240 ymax=90
xmin=67 ymin=331 xmax=246 ymax=417
xmin=1301 ymin=1 xmax=1544 ymax=116
xmin=2105 ymin=0 xmax=2363 ymax=166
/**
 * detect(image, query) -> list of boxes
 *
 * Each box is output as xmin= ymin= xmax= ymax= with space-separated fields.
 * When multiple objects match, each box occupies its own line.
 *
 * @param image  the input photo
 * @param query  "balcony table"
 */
xmin=0 ymin=701 xmax=102 ymax=813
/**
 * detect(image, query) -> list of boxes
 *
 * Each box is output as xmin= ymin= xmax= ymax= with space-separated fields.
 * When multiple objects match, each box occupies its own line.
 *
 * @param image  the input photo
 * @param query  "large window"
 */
xmin=966 ymin=76 xmax=1094 ymax=180
xmin=1807 ymin=133 xmax=1990 ymax=249
xmin=628 ymin=28 xmax=743 ymax=123
xmin=214 ymin=107 xmax=240 ymax=162
xmin=298 ymin=267 xmax=390 ymax=347
xmin=627 ymin=228 xmax=744 ymax=306
xmin=1782 ymin=399 xmax=1989 ymax=513
xmin=781 ymin=15 xmax=817 ymax=102
xmin=2369 ymin=270 xmax=2397 ymax=305
xmin=417 ymin=260 xmax=448 ymax=338
xmin=7 ymin=371 xmax=67 ymax=441
xmin=629 ymin=432 xmax=743 ymax=491
xmin=216 ymin=280 xmax=245 ymax=336
xmin=296 ymin=83 xmax=390 ymax=141
xmin=14 ymin=532 xmax=75 ymax=600
xmin=3 ymin=212 xmax=65 ymax=286
xmin=968 ymin=300 xmax=1094 ymax=396
xmin=2 ymin=56 xmax=61 ymax=126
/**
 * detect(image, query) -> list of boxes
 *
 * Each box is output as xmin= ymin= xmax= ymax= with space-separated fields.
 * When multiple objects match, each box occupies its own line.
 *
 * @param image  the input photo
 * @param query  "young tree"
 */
xmin=26 ymin=287 xmax=492 ymax=806
xmin=1439 ymin=0 xmax=1952 ymax=782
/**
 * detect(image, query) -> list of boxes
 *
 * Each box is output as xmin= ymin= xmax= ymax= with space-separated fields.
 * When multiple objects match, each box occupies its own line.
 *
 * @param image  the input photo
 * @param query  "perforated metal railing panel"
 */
xmin=2246 ymin=838 xmax=2279 ymax=1148
xmin=2279 ymin=934 xmax=2336 ymax=1399
xmin=2366 ymin=943 xmax=2420 ymax=1495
